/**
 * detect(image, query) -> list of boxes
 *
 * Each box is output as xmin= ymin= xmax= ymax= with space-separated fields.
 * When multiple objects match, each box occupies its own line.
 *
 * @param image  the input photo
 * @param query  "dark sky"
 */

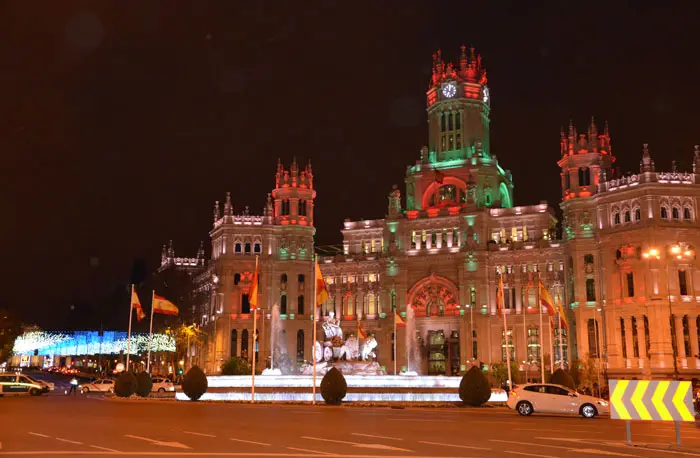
xmin=2 ymin=2 xmax=698 ymax=328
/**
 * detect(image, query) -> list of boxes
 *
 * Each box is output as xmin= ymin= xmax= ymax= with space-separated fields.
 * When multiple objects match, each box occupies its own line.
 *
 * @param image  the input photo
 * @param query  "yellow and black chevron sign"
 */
xmin=610 ymin=380 xmax=695 ymax=421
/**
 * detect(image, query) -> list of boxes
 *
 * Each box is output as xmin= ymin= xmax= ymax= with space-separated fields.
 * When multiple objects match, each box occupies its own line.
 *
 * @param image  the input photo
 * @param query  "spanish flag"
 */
xmin=555 ymin=294 xmax=568 ymax=330
xmin=249 ymin=261 xmax=260 ymax=310
xmin=152 ymin=294 xmax=179 ymax=316
xmin=131 ymin=287 xmax=146 ymax=322
xmin=358 ymin=323 xmax=368 ymax=339
xmin=395 ymin=311 xmax=406 ymax=327
xmin=538 ymin=279 xmax=556 ymax=316
xmin=315 ymin=260 xmax=329 ymax=306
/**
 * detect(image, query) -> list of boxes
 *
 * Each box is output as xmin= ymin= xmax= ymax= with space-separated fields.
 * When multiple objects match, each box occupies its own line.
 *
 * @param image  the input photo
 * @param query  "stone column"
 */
xmin=675 ymin=315 xmax=686 ymax=358
xmin=457 ymin=229 xmax=463 ymax=248
xmin=489 ymin=280 xmax=497 ymax=315
xmin=446 ymin=230 xmax=454 ymax=248
xmin=514 ymin=278 xmax=523 ymax=314
xmin=689 ymin=316 xmax=699 ymax=359
xmin=436 ymin=230 xmax=443 ymax=249
xmin=426 ymin=232 xmax=432 ymax=249
xmin=415 ymin=234 xmax=421 ymax=250
xmin=635 ymin=315 xmax=647 ymax=360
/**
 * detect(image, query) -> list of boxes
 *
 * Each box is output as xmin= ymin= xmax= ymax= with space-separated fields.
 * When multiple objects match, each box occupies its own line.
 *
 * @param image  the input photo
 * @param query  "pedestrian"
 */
xmin=69 ymin=377 xmax=78 ymax=396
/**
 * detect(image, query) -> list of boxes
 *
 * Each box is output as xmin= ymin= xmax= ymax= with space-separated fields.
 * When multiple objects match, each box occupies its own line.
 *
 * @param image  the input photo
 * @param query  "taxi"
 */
xmin=0 ymin=373 xmax=45 ymax=396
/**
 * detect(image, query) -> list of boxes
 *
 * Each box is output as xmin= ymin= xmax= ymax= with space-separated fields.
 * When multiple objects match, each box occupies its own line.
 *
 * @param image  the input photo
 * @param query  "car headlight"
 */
xmin=597 ymin=400 xmax=608 ymax=407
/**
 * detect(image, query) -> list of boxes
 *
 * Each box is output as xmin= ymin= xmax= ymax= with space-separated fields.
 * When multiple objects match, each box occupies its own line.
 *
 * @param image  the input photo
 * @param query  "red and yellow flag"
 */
xmin=131 ymin=288 xmax=146 ymax=322
xmin=395 ymin=311 xmax=406 ymax=327
xmin=249 ymin=262 xmax=259 ymax=310
xmin=152 ymin=294 xmax=179 ymax=316
xmin=315 ymin=260 xmax=329 ymax=306
xmin=538 ymin=279 xmax=555 ymax=315
xmin=358 ymin=324 xmax=368 ymax=339
xmin=555 ymin=294 xmax=568 ymax=330
xmin=496 ymin=273 xmax=505 ymax=313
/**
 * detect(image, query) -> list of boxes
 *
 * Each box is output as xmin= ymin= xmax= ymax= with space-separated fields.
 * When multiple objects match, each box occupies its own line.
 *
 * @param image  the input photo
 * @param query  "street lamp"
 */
xmin=465 ymin=303 xmax=474 ymax=360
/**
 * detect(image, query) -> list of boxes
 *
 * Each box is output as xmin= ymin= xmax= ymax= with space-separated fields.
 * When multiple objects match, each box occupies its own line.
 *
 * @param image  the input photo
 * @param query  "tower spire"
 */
xmin=693 ymin=145 xmax=700 ymax=174
xmin=224 ymin=192 xmax=232 ymax=216
xmin=213 ymin=200 xmax=220 ymax=222
xmin=459 ymin=45 xmax=467 ymax=71
xmin=197 ymin=241 xmax=205 ymax=262
xmin=167 ymin=240 xmax=175 ymax=258
xmin=640 ymin=143 xmax=655 ymax=173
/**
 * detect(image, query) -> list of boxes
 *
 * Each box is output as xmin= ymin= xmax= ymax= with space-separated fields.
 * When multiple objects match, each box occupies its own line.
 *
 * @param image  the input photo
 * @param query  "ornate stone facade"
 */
xmin=193 ymin=47 xmax=700 ymax=382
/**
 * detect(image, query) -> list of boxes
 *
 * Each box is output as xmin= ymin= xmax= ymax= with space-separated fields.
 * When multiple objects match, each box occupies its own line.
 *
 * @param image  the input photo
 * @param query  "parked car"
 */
xmin=151 ymin=377 xmax=175 ymax=393
xmin=507 ymin=383 xmax=610 ymax=418
xmin=79 ymin=378 xmax=114 ymax=394
xmin=0 ymin=373 xmax=45 ymax=396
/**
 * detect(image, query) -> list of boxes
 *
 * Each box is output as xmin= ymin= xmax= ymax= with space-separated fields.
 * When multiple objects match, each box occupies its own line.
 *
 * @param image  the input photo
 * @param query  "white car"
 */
xmin=79 ymin=378 xmax=114 ymax=394
xmin=151 ymin=377 xmax=174 ymax=393
xmin=507 ymin=383 xmax=610 ymax=418
xmin=24 ymin=375 xmax=54 ymax=393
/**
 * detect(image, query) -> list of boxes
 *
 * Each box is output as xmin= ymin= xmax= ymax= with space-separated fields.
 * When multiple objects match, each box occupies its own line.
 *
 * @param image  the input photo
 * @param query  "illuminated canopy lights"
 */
xmin=13 ymin=330 xmax=176 ymax=356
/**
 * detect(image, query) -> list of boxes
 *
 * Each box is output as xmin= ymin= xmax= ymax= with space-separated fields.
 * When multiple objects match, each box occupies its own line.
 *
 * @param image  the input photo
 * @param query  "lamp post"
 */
xmin=594 ymin=307 xmax=602 ymax=396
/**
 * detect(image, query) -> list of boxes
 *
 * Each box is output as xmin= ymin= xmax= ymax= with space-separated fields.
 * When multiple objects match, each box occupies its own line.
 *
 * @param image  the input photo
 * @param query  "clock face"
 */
xmin=482 ymin=86 xmax=490 ymax=103
xmin=442 ymin=83 xmax=457 ymax=98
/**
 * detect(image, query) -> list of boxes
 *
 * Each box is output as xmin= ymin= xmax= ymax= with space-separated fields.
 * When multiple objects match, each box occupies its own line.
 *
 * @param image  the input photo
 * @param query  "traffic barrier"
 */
xmin=609 ymin=379 xmax=695 ymax=446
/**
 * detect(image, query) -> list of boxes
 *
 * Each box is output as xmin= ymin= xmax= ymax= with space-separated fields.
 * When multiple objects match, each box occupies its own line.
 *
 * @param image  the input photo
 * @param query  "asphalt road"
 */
xmin=2 ymin=395 xmax=700 ymax=458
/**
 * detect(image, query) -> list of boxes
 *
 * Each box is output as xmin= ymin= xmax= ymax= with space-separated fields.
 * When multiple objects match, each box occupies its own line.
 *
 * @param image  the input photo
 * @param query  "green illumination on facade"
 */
xmin=387 ymin=222 xmax=398 ymax=233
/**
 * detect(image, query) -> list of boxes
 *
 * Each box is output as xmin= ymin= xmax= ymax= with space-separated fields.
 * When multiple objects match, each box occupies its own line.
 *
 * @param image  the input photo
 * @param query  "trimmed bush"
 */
xmin=459 ymin=366 xmax=492 ymax=406
xmin=182 ymin=366 xmax=208 ymax=401
xmin=221 ymin=357 xmax=252 ymax=375
xmin=135 ymin=371 xmax=153 ymax=397
xmin=549 ymin=368 xmax=576 ymax=390
xmin=320 ymin=367 xmax=347 ymax=405
xmin=114 ymin=371 xmax=137 ymax=397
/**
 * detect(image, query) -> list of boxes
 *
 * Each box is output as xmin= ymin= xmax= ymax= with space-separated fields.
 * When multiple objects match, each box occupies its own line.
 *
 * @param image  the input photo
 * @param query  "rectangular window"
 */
xmin=626 ymin=272 xmax=635 ymax=297
xmin=620 ymin=318 xmax=627 ymax=359
xmin=241 ymin=294 xmax=250 ymax=314
xmin=644 ymin=316 xmax=651 ymax=359
xmin=632 ymin=317 xmax=639 ymax=358
xmin=585 ymin=278 xmax=596 ymax=301
xmin=679 ymin=270 xmax=688 ymax=296
xmin=527 ymin=327 xmax=540 ymax=361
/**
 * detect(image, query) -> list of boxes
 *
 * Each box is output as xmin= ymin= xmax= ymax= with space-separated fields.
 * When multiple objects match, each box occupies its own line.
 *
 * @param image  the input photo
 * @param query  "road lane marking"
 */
xmin=493 ymin=439 xmax=636 ymax=457
xmin=351 ymin=433 xmax=403 ymax=441
xmin=301 ymin=436 xmax=412 ymax=452
xmin=505 ymin=452 xmax=560 ymax=458
xmin=55 ymin=438 xmax=83 ymax=445
xmin=27 ymin=433 xmax=50 ymax=438
xmin=387 ymin=418 xmax=456 ymax=422
xmin=124 ymin=434 xmax=191 ymax=449
xmin=89 ymin=445 xmax=119 ymax=452
xmin=230 ymin=438 xmax=271 ymax=446
xmin=287 ymin=446 xmax=337 ymax=455
xmin=540 ymin=437 xmax=700 ymax=456
xmin=183 ymin=431 xmax=217 ymax=438
xmin=491 ymin=440 xmax=572 ymax=450
xmin=418 ymin=440 xmax=491 ymax=451
xmin=515 ymin=428 xmax=601 ymax=434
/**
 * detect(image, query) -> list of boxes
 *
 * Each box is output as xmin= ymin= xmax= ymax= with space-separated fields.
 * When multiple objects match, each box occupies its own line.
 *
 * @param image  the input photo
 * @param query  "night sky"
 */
xmin=2 ymin=2 xmax=698 ymax=329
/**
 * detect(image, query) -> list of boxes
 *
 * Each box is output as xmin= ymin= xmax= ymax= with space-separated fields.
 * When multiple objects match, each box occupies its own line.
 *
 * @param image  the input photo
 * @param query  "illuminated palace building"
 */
xmin=193 ymin=47 xmax=700 ymax=381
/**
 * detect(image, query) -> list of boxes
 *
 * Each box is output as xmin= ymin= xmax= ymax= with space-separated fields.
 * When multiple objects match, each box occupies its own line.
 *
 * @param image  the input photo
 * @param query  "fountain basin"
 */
xmin=177 ymin=375 xmax=508 ymax=404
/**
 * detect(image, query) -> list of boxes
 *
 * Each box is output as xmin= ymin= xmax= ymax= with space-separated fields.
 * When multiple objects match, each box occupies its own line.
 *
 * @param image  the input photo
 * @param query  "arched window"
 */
xmin=367 ymin=295 xmax=377 ymax=315
xmin=254 ymin=242 xmax=261 ymax=254
xmin=661 ymin=207 xmax=668 ymax=219
xmin=526 ymin=327 xmax=540 ymax=361
xmin=280 ymin=294 xmax=287 ymax=314
xmin=564 ymin=171 xmax=570 ymax=190
xmin=455 ymin=112 xmax=461 ymax=130
xmin=440 ymin=113 xmax=446 ymax=132
xmin=614 ymin=212 xmax=620 ymax=225
xmin=673 ymin=207 xmax=680 ymax=220
xmin=344 ymin=295 xmax=354 ymax=316
xmin=230 ymin=330 xmax=238 ymax=357
xmin=235 ymin=243 xmax=242 ymax=253
xmin=281 ymin=273 xmax=288 ymax=284
xmin=234 ymin=273 xmax=241 ymax=285
xmin=298 ymin=200 xmax=305 ymax=216
xmin=241 ymin=329 xmax=249 ymax=359
xmin=298 ymin=274 xmax=305 ymax=284
xmin=296 ymin=330 xmax=304 ymax=363
xmin=241 ymin=294 xmax=250 ymax=314
xmin=624 ymin=211 xmax=631 ymax=223
xmin=634 ymin=208 xmax=641 ymax=221
xmin=684 ymin=207 xmax=692 ymax=220
xmin=297 ymin=295 xmax=304 ymax=315
xmin=438 ymin=184 xmax=457 ymax=203
xmin=578 ymin=168 xmax=590 ymax=186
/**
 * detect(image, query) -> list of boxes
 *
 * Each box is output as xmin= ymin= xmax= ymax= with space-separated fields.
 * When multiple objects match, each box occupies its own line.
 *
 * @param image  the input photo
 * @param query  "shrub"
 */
xmin=459 ymin=366 xmax=492 ymax=406
xmin=550 ymin=368 xmax=576 ymax=390
xmin=135 ymin=371 xmax=153 ymax=397
xmin=221 ymin=357 xmax=252 ymax=375
xmin=182 ymin=366 xmax=208 ymax=401
xmin=114 ymin=371 xmax=137 ymax=397
xmin=320 ymin=367 xmax=347 ymax=405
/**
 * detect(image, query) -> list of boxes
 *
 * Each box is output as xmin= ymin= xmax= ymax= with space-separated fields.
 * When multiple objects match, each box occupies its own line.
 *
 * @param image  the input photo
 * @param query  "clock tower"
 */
xmin=426 ymin=46 xmax=490 ymax=162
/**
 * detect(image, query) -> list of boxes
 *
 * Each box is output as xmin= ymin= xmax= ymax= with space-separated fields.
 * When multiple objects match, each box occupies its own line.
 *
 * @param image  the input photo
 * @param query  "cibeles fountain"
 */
xmin=180 ymin=308 xmax=507 ymax=403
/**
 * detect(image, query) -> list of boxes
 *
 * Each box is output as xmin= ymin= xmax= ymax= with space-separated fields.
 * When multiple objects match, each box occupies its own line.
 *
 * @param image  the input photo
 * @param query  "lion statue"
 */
xmin=360 ymin=336 xmax=378 ymax=361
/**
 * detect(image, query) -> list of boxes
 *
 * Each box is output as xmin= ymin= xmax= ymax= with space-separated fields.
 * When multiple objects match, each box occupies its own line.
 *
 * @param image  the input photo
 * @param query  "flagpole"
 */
xmin=147 ymin=290 xmax=155 ymax=373
xmin=312 ymin=256 xmax=318 ymax=405
xmin=557 ymin=293 xmax=564 ymax=370
xmin=126 ymin=284 xmax=134 ymax=370
xmin=537 ymin=275 xmax=545 ymax=383
xmin=311 ymin=255 xmax=318 ymax=405
xmin=548 ymin=312 xmax=555 ymax=375
xmin=393 ymin=311 xmax=397 ymax=375
xmin=501 ymin=272 xmax=512 ymax=391
xmin=523 ymin=285 xmax=527 ymax=379
xmin=251 ymin=256 xmax=258 ymax=404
